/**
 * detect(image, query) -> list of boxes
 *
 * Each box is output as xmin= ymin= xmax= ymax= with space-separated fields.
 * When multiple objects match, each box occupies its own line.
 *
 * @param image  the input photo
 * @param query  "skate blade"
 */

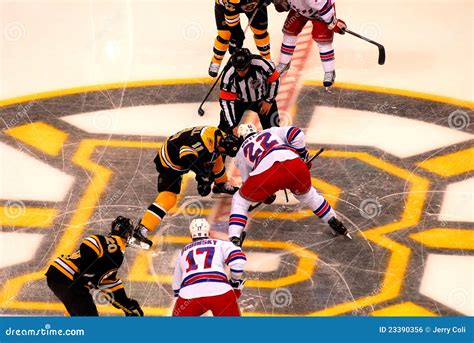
xmin=127 ymin=237 xmax=151 ymax=250
xmin=345 ymin=233 xmax=353 ymax=240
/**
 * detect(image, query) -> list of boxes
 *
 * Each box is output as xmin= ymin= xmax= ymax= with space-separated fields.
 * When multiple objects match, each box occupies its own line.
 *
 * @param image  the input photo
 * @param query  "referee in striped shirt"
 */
xmin=218 ymin=48 xmax=280 ymax=133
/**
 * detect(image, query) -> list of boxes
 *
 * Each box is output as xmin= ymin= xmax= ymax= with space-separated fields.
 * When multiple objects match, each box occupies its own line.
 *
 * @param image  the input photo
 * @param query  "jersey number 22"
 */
xmin=243 ymin=132 xmax=278 ymax=162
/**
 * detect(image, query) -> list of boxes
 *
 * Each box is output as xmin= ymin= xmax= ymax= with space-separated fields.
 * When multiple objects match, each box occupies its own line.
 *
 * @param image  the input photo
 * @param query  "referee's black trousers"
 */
xmin=218 ymin=99 xmax=280 ymax=134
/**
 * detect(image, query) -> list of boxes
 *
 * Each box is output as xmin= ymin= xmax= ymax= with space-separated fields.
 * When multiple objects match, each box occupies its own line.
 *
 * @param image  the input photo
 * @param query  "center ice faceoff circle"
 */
xmin=0 ymin=82 xmax=472 ymax=316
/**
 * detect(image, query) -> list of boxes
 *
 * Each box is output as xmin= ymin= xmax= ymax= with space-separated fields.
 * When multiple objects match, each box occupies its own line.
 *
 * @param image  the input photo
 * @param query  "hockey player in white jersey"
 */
xmin=172 ymin=218 xmax=246 ymax=316
xmin=228 ymin=123 xmax=350 ymax=246
xmin=275 ymin=0 xmax=347 ymax=89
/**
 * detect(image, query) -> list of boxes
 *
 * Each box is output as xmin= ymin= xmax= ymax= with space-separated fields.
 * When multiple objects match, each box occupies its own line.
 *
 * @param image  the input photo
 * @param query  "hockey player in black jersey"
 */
xmin=45 ymin=216 xmax=143 ymax=316
xmin=129 ymin=126 xmax=242 ymax=250
xmin=209 ymin=0 xmax=272 ymax=77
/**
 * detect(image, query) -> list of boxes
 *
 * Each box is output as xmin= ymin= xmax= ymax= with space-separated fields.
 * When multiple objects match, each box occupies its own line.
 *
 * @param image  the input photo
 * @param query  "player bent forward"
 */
xmin=130 ymin=126 xmax=242 ymax=250
xmin=45 ymin=217 xmax=143 ymax=316
xmin=229 ymin=124 xmax=350 ymax=246
xmin=172 ymin=218 xmax=246 ymax=316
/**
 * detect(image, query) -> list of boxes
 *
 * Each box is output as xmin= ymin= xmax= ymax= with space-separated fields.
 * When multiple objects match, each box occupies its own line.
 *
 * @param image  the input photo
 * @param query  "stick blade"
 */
xmin=198 ymin=108 xmax=205 ymax=116
xmin=377 ymin=45 xmax=386 ymax=65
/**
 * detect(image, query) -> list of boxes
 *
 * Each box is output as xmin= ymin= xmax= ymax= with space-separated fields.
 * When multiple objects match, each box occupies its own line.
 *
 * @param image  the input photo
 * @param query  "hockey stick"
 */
xmin=197 ymin=68 xmax=225 ymax=116
xmin=283 ymin=189 xmax=289 ymax=203
xmin=248 ymin=148 xmax=325 ymax=212
xmin=240 ymin=231 xmax=247 ymax=247
xmin=343 ymin=28 xmax=386 ymax=65
xmin=307 ymin=147 xmax=325 ymax=165
xmin=197 ymin=2 xmax=265 ymax=116
xmin=88 ymin=283 xmax=136 ymax=316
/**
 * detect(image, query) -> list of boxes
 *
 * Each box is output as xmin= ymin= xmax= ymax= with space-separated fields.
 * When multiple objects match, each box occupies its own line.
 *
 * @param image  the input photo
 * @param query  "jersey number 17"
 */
xmin=186 ymin=247 xmax=215 ymax=272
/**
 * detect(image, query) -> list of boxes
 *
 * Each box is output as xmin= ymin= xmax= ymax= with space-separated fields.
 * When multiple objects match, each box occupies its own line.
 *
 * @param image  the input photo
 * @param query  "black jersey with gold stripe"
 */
xmin=216 ymin=0 xmax=260 ymax=15
xmin=46 ymin=234 xmax=127 ymax=294
xmin=156 ymin=126 xmax=223 ymax=176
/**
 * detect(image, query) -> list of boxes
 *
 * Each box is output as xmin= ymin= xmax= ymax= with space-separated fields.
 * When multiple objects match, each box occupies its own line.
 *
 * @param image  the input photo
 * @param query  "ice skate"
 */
xmin=208 ymin=62 xmax=220 ymax=78
xmin=128 ymin=224 xmax=153 ymax=250
xmin=276 ymin=62 xmax=291 ymax=75
xmin=328 ymin=217 xmax=351 ymax=239
xmin=323 ymin=70 xmax=336 ymax=90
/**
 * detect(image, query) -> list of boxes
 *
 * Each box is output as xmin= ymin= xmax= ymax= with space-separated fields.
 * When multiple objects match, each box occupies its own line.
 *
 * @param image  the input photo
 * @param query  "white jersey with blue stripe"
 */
xmin=234 ymin=126 xmax=307 ymax=182
xmin=172 ymin=238 xmax=247 ymax=299
xmin=289 ymin=0 xmax=335 ymax=23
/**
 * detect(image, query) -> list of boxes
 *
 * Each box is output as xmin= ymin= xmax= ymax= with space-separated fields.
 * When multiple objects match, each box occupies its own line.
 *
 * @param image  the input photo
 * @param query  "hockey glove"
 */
xmin=299 ymin=148 xmax=310 ymax=161
xmin=196 ymin=175 xmax=212 ymax=197
xmin=273 ymin=0 xmax=289 ymax=12
xmin=124 ymin=299 xmax=144 ymax=316
xmin=263 ymin=194 xmax=277 ymax=205
xmin=328 ymin=17 xmax=347 ymax=34
xmin=230 ymin=236 xmax=242 ymax=247
xmin=229 ymin=278 xmax=246 ymax=299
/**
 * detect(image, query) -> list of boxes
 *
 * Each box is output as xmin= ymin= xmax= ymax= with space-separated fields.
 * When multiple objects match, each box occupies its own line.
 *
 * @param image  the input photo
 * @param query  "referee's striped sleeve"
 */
xmin=219 ymin=98 xmax=236 ymax=128
xmin=219 ymin=65 xmax=238 ymax=127
xmin=253 ymin=57 xmax=280 ymax=102
xmin=220 ymin=64 xmax=238 ymax=93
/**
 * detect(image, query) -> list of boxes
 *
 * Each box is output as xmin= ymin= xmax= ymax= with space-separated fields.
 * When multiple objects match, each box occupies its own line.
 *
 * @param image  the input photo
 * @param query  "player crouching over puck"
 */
xmin=172 ymin=218 xmax=246 ymax=316
xmin=229 ymin=123 xmax=351 ymax=247
xmin=130 ymin=126 xmax=242 ymax=250
xmin=45 ymin=216 xmax=143 ymax=316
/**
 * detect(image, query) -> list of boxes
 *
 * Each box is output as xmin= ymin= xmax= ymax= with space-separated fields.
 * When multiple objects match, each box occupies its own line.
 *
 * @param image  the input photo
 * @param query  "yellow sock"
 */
xmin=141 ymin=191 xmax=177 ymax=231
xmin=252 ymin=27 xmax=271 ymax=60
xmin=212 ymin=155 xmax=228 ymax=184
xmin=212 ymin=30 xmax=231 ymax=64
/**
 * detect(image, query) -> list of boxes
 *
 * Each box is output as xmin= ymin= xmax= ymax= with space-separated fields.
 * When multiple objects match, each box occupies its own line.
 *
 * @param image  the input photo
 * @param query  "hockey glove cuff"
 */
xmin=328 ymin=17 xmax=347 ymax=34
xmin=229 ymin=278 xmax=246 ymax=299
xmin=263 ymin=194 xmax=277 ymax=205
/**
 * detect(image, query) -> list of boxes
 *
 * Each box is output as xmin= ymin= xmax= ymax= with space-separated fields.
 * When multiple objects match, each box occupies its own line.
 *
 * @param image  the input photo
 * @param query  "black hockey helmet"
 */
xmin=111 ymin=216 xmax=134 ymax=240
xmin=219 ymin=134 xmax=243 ymax=157
xmin=231 ymin=48 xmax=252 ymax=71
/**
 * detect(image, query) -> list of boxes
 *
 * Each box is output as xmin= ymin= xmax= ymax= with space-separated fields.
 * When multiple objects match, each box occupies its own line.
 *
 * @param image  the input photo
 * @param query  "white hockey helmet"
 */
xmin=189 ymin=218 xmax=210 ymax=239
xmin=237 ymin=123 xmax=258 ymax=140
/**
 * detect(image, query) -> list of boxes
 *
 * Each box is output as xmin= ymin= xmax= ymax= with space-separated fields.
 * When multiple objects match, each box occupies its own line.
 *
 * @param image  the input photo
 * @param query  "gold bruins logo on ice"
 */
xmin=0 ymin=80 xmax=472 ymax=316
